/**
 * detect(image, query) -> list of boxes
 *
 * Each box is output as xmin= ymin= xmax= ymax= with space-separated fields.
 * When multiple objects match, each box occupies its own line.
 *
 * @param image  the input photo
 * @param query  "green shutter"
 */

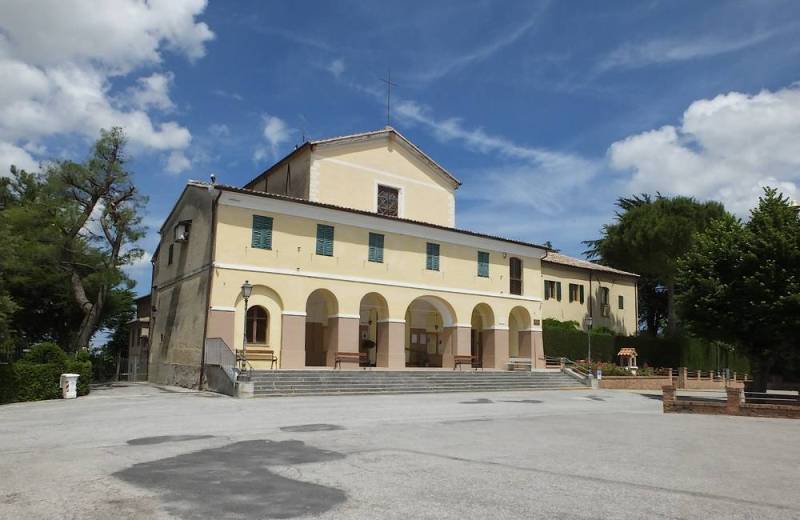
xmin=477 ymin=251 xmax=489 ymax=277
xmin=618 ymin=295 xmax=624 ymax=309
xmin=251 ymin=215 xmax=273 ymax=250
xmin=556 ymin=282 xmax=562 ymax=301
xmin=368 ymin=233 xmax=384 ymax=263
xmin=316 ymin=224 xmax=334 ymax=256
xmin=426 ymin=243 xmax=440 ymax=271
xmin=579 ymin=285 xmax=585 ymax=304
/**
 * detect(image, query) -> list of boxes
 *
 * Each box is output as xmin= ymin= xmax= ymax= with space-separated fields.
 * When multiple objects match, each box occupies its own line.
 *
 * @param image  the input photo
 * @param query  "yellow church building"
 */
xmin=147 ymin=127 xmax=637 ymax=388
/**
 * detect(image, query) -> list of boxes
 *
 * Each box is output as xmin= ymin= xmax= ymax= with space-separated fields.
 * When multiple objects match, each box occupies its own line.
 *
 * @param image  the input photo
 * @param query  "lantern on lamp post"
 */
xmin=584 ymin=315 xmax=593 ymax=373
xmin=240 ymin=280 xmax=253 ymax=371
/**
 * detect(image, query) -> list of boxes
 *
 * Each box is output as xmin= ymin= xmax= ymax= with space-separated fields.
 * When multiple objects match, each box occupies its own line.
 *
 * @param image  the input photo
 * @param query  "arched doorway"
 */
xmin=404 ymin=296 xmax=455 ymax=368
xmin=509 ymin=306 xmax=532 ymax=359
xmin=470 ymin=303 xmax=495 ymax=368
xmin=305 ymin=289 xmax=338 ymax=367
xmin=358 ymin=292 xmax=389 ymax=367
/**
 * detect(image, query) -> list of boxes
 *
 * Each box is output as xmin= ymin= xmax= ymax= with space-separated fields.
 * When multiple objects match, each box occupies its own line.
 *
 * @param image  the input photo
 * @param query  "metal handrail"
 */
xmin=204 ymin=337 xmax=251 ymax=383
xmin=544 ymin=355 xmax=591 ymax=379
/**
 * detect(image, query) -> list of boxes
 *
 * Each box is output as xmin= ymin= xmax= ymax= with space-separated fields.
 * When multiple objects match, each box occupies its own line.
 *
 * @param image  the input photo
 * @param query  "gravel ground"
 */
xmin=1 ymin=383 xmax=798 ymax=519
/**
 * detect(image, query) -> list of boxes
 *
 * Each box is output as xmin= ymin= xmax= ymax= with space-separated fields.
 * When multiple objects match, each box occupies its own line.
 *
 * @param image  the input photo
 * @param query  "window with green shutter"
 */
xmin=426 ymin=242 xmax=440 ymax=271
xmin=251 ymin=215 xmax=273 ymax=250
xmin=556 ymin=281 xmax=562 ymax=301
xmin=579 ymin=284 xmax=585 ymax=304
xmin=316 ymin=224 xmax=334 ymax=256
xmin=618 ymin=295 xmax=624 ymax=309
xmin=368 ymin=233 xmax=384 ymax=263
xmin=477 ymin=251 xmax=489 ymax=277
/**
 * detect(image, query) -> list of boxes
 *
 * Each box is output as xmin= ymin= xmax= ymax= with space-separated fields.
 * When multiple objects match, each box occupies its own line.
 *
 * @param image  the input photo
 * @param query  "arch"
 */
xmin=359 ymin=292 xmax=390 ymax=367
xmin=508 ymin=306 xmax=532 ymax=357
xmin=359 ymin=292 xmax=390 ymax=322
xmin=471 ymin=303 xmax=495 ymax=329
xmin=470 ymin=303 xmax=496 ymax=368
xmin=304 ymin=289 xmax=340 ymax=367
xmin=230 ymin=283 xmax=283 ymax=366
xmin=404 ymin=296 xmax=456 ymax=368
xmin=245 ymin=305 xmax=269 ymax=345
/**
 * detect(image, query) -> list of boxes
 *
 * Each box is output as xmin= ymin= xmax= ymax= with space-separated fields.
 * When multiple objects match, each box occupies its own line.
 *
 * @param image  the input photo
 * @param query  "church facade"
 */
xmin=147 ymin=128 xmax=637 ymax=387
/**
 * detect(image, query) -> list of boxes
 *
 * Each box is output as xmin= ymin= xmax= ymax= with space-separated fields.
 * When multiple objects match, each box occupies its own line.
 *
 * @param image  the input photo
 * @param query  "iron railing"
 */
xmin=204 ymin=337 xmax=250 ymax=383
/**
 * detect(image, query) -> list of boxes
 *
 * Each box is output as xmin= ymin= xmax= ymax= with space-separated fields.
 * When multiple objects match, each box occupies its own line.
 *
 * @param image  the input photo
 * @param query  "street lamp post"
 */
xmin=584 ymin=315 xmax=593 ymax=372
xmin=240 ymin=280 xmax=253 ymax=373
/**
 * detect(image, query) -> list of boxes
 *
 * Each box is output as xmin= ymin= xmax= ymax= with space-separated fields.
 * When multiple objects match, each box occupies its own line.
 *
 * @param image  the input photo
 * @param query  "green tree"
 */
xmin=51 ymin=128 xmax=145 ymax=349
xmin=0 ymin=129 xmax=144 ymax=351
xmin=677 ymin=188 xmax=800 ymax=391
xmin=585 ymin=194 xmax=728 ymax=336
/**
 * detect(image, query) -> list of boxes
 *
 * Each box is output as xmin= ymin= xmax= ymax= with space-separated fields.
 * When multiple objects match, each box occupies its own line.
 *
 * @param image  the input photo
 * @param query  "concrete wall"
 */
xmin=541 ymin=261 xmax=637 ymax=335
xmin=251 ymin=150 xmax=310 ymax=199
xmin=148 ymin=184 xmax=215 ymax=387
xmin=310 ymin=135 xmax=457 ymax=227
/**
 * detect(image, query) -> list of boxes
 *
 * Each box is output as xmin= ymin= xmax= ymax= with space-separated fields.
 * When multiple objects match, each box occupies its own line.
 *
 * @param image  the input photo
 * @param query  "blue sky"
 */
xmin=2 ymin=0 xmax=800 ymax=297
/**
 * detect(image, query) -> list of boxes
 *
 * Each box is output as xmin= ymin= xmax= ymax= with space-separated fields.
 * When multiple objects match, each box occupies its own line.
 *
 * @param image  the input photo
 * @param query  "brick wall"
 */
xmin=599 ymin=376 xmax=673 ymax=390
xmin=662 ymin=385 xmax=800 ymax=419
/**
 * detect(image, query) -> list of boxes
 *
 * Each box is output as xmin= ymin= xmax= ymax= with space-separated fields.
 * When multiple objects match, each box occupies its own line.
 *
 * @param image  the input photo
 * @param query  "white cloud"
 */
xmin=327 ymin=59 xmax=345 ymax=78
xmin=608 ymin=83 xmax=800 ymax=214
xmin=127 ymin=72 xmax=175 ymax=111
xmin=597 ymin=29 xmax=781 ymax=72
xmin=410 ymin=13 xmax=544 ymax=84
xmin=0 ymin=0 xmax=213 ymax=173
xmin=254 ymin=115 xmax=292 ymax=162
xmin=165 ymin=150 xmax=191 ymax=174
xmin=394 ymin=100 xmax=600 ymax=194
xmin=390 ymin=98 xmax=608 ymax=249
xmin=0 ymin=141 xmax=38 ymax=176
xmin=212 ymin=89 xmax=244 ymax=102
xmin=208 ymin=123 xmax=231 ymax=138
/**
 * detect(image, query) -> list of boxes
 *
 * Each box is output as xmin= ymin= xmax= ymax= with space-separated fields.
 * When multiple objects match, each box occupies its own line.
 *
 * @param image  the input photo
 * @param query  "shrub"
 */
xmin=24 ymin=342 xmax=69 ymax=366
xmin=12 ymin=362 xmax=64 ymax=401
xmin=0 ymin=363 xmax=16 ymax=403
xmin=543 ymin=318 xmax=580 ymax=331
xmin=0 ymin=344 xmax=92 ymax=404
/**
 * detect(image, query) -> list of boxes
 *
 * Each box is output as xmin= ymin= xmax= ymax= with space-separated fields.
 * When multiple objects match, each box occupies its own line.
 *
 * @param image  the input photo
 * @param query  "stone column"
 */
xmin=726 ymin=383 xmax=744 ymax=415
xmin=678 ymin=367 xmax=688 ymax=389
xmin=326 ymin=316 xmax=360 ymax=369
xmin=529 ymin=330 xmax=545 ymax=369
xmin=377 ymin=321 xmax=405 ymax=369
xmin=442 ymin=326 xmax=471 ymax=368
xmin=280 ymin=314 xmax=306 ymax=369
xmin=483 ymin=328 xmax=509 ymax=369
xmin=662 ymin=385 xmax=675 ymax=413
xmin=518 ymin=330 xmax=532 ymax=359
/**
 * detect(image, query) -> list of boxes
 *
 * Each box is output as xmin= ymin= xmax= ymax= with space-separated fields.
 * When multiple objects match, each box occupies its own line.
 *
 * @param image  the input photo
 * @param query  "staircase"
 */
xmin=249 ymin=370 xmax=586 ymax=397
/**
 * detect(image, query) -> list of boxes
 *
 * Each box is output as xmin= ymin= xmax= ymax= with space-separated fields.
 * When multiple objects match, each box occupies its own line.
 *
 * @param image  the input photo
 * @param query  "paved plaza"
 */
xmin=1 ymin=384 xmax=798 ymax=519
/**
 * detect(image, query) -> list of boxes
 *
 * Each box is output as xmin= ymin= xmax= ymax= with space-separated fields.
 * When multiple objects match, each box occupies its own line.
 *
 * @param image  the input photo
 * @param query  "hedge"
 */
xmin=0 ymin=343 xmax=92 ymax=404
xmin=543 ymin=327 xmax=751 ymax=372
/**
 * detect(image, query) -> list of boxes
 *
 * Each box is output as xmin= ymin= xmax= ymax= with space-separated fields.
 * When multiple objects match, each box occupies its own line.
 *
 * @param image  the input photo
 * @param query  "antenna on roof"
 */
xmin=379 ymin=69 xmax=397 ymax=128
xmin=298 ymin=114 xmax=308 ymax=144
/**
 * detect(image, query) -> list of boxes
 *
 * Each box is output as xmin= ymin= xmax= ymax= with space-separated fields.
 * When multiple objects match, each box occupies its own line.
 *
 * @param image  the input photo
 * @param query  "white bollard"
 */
xmin=60 ymin=373 xmax=80 ymax=399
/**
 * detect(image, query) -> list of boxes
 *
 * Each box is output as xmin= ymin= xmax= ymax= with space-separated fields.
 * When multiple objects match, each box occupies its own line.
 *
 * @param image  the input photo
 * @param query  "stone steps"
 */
xmin=247 ymin=370 xmax=585 ymax=397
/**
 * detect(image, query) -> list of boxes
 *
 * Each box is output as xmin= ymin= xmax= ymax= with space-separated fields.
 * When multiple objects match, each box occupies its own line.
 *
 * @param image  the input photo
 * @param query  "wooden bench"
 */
xmin=506 ymin=357 xmax=532 ymax=371
xmin=244 ymin=346 xmax=278 ymax=369
xmin=454 ymin=355 xmax=476 ymax=371
xmin=334 ymin=352 xmax=368 ymax=369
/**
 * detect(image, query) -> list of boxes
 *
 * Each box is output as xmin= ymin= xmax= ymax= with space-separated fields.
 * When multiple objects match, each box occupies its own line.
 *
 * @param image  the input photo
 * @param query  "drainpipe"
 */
xmin=198 ymin=185 xmax=223 ymax=389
